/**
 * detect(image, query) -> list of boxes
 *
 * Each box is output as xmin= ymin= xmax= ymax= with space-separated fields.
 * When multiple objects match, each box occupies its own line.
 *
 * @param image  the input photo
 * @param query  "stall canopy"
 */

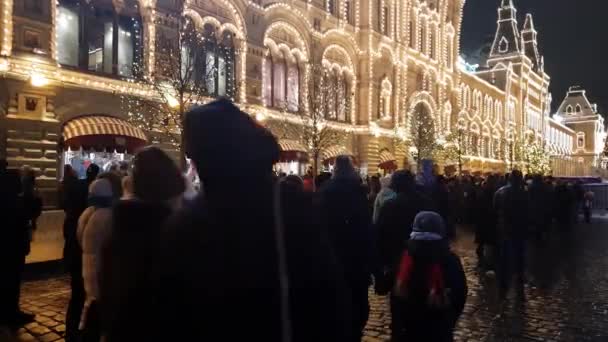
xmin=62 ymin=115 xmax=148 ymax=153
xmin=278 ymin=139 xmax=309 ymax=162
xmin=322 ymin=145 xmax=354 ymax=162
xmin=378 ymin=150 xmax=397 ymax=170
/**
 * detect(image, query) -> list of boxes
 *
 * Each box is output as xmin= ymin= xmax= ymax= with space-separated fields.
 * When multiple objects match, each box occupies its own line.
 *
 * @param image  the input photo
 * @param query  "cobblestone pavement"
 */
xmin=5 ymin=216 xmax=608 ymax=342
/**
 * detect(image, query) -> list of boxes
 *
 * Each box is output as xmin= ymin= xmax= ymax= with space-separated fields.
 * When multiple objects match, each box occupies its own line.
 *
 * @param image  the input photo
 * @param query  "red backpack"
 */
xmin=393 ymin=251 xmax=451 ymax=309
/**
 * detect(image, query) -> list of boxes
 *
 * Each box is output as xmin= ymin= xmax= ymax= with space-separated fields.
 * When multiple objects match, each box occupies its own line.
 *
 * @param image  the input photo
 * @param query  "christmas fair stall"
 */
xmin=61 ymin=115 xmax=148 ymax=178
xmin=275 ymin=140 xmax=309 ymax=176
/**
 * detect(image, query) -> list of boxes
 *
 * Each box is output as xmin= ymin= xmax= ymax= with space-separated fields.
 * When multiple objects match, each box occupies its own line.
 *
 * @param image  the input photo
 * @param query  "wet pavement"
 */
xmin=3 ymin=215 xmax=608 ymax=341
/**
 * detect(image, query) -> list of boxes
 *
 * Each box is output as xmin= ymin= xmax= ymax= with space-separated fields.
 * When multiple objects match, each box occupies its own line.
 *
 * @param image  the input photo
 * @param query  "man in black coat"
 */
xmin=494 ymin=169 xmax=529 ymax=300
xmin=374 ymin=170 xmax=433 ymax=338
xmin=318 ymin=155 xmax=372 ymax=341
xmin=153 ymin=99 xmax=352 ymax=342
xmin=0 ymin=164 xmax=33 ymax=328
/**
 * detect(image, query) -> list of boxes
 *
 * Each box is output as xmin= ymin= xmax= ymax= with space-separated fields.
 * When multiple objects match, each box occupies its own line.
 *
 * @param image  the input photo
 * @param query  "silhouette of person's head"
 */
xmin=132 ymin=146 xmax=185 ymax=202
xmin=390 ymin=170 xmax=415 ymax=194
xmin=86 ymin=164 xmax=101 ymax=184
xmin=183 ymin=98 xmax=279 ymax=184
xmin=510 ymin=169 xmax=523 ymax=186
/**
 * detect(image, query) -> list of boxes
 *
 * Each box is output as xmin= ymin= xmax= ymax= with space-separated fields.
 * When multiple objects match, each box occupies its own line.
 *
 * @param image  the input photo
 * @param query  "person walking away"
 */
xmin=0 ymin=165 xmax=34 ymax=329
xmin=60 ymin=165 xmax=89 ymax=342
xmin=368 ymin=175 xmax=381 ymax=212
xmin=494 ymin=170 xmax=529 ymax=301
xmin=554 ymin=181 xmax=573 ymax=232
xmin=374 ymin=170 xmax=433 ymax=339
xmin=475 ymin=175 xmax=498 ymax=269
xmin=318 ymin=155 xmax=373 ymax=341
xmin=154 ymin=99 xmax=352 ymax=341
xmin=77 ymin=179 xmax=114 ymax=341
xmin=372 ymin=175 xmax=396 ymax=225
xmin=583 ymin=189 xmax=594 ymax=223
xmin=21 ymin=167 xmax=43 ymax=259
xmin=528 ymin=175 xmax=551 ymax=241
xmin=100 ymin=147 xmax=185 ymax=342
xmin=391 ymin=211 xmax=467 ymax=341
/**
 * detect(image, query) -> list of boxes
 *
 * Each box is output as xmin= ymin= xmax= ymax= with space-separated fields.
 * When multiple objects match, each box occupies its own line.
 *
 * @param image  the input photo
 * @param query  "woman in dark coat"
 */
xmin=100 ymin=147 xmax=185 ymax=341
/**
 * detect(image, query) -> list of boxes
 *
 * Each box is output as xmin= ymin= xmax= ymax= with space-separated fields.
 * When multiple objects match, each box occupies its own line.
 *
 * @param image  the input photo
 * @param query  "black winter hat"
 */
xmin=183 ymin=99 xmax=280 ymax=178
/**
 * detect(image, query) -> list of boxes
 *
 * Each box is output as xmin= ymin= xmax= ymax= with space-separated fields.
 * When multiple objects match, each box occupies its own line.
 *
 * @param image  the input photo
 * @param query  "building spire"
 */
xmin=489 ymin=0 xmax=520 ymax=59
xmin=522 ymin=13 xmax=541 ymax=70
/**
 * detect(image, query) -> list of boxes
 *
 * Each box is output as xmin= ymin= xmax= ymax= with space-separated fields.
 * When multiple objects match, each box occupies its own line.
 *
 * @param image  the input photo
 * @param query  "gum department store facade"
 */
xmin=0 ymin=0 xmax=606 ymax=205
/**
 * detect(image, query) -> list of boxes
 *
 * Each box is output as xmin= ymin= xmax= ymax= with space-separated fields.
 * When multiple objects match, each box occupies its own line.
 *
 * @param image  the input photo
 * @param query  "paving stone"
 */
xmin=39 ymin=332 xmax=61 ymax=342
xmin=28 ymin=325 xmax=51 ymax=336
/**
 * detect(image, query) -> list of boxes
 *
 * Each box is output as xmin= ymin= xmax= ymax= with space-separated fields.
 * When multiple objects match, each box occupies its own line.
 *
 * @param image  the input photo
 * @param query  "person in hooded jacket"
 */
xmin=100 ymin=146 xmax=185 ymax=342
xmin=318 ymin=155 xmax=373 ymax=341
xmin=391 ymin=211 xmax=467 ymax=341
xmin=77 ymin=178 xmax=114 ymax=341
xmin=153 ymin=99 xmax=352 ymax=342
xmin=374 ymin=170 xmax=433 ymax=338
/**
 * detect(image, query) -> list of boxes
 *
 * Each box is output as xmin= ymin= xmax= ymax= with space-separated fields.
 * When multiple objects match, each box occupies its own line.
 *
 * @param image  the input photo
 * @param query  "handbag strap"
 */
xmin=273 ymin=180 xmax=292 ymax=342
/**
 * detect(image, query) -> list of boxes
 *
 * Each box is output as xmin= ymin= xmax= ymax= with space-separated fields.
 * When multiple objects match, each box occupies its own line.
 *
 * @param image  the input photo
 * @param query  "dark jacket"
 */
xmin=100 ymin=199 xmax=172 ymax=342
xmin=154 ymin=179 xmax=352 ymax=342
xmin=475 ymin=184 xmax=498 ymax=244
xmin=376 ymin=190 xmax=433 ymax=273
xmin=60 ymin=177 xmax=88 ymax=271
xmin=318 ymin=176 xmax=373 ymax=289
xmin=393 ymin=240 xmax=467 ymax=342
xmin=494 ymin=183 xmax=529 ymax=240
xmin=528 ymin=180 xmax=552 ymax=226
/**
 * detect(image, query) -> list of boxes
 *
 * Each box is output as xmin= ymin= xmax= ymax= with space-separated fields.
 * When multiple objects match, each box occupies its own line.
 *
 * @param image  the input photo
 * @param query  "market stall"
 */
xmin=275 ymin=140 xmax=309 ymax=176
xmin=61 ymin=115 xmax=148 ymax=178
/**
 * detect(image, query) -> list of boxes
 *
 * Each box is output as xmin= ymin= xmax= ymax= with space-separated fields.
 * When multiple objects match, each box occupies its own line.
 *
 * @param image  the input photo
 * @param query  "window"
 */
xmin=483 ymin=136 xmax=490 ymax=158
xmin=56 ymin=0 xmax=143 ymax=77
xmin=498 ymin=37 xmax=508 ymax=53
xmin=25 ymin=0 xmax=44 ymax=15
xmin=264 ymin=51 xmax=301 ymax=111
xmin=321 ymin=69 xmax=351 ymax=122
xmin=418 ymin=22 xmax=425 ymax=52
xmin=493 ymin=138 xmax=501 ymax=159
xmin=409 ymin=19 xmax=415 ymax=48
xmin=566 ymin=105 xmax=573 ymax=114
xmin=376 ymin=0 xmax=382 ymax=32
xmin=446 ymin=38 xmax=453 ymax=67
xmin=382 ymin=6 xmax=389 ymax=35
xmin=379 ymin=77 xmax=392 ymax=119
xmin=327 ymin=0 xmax=336 ymax=16
xmin=470 ymin=134 xmax=479 ymax=156
xmin=430 ymin=29 xmax=436 ymax=59
xmin=577 ymin=132 xmax=585 ymax=149
xmin=575 ymin=104 xmax=582 ymax=113
xmin=345 ymin=0 xmax=354 ymax=24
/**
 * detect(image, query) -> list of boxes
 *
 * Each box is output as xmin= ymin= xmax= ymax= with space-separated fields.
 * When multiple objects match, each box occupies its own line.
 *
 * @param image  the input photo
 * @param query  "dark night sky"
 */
xmin=461 ymin=0 xmax=607 ymax=115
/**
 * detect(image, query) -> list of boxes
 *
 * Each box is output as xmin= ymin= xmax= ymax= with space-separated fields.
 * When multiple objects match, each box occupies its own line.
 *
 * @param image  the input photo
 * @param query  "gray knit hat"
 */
xmin=410 ymin=211 xmax=446 ymax=241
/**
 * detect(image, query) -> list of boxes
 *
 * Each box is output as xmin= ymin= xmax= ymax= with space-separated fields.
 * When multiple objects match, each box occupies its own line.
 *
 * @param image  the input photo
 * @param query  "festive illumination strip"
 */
xmin=187 ymin=0 xmax=245 ymax=36
xmin=265 ymin=39 xmax=308 ymax=63
xmin=320 ymin=29 xmax=360 ymax=54
xmin=51 ymin=0 xmax=58 ymax=62
xmin=264 ymin=21 xmax=309 ymax=56
xmin=1 ymin=0 xmax=13 ymax=56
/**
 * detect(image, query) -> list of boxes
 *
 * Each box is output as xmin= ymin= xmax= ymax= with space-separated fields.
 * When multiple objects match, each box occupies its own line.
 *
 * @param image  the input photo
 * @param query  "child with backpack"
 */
xmin=391 ymin=211 xmax=468 ymax=341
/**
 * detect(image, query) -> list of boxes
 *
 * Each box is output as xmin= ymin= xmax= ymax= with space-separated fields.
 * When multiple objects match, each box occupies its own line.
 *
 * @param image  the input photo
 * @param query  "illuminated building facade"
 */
xmin=0 ymin=0 xmax=605 ymax=204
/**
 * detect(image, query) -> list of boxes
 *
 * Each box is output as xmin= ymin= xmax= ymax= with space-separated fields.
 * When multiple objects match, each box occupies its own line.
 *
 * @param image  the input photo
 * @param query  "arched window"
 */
xmin=379 ymin=77 xmax=392 ymax=119
xmin=498 ymin=36 xmax=508 ymax=53
xmin=273 ymin=54 xmax=286 ymax=108
xmin=493 ymin=137 xmax=501 ymax=159
xmin=430 ymin=27 xmax=436 ymax=59
xmin=409 ymin=18 xmax=415 ymax=48
xmin=327 ymin=0 xmax=336 ymax=16
xmin=382 ymin=5 xmax=390 ymax=35
xmin=446 ymin=37 xmax=453 ymax=68
xmin=287 ymin=63 xmax=300 ymax=112
xmin=575 ymin=104 xmax=582 ymax=113
xmin=57 ymin=0 xmax=143 ymax=77
xmin=566 ymin=105 xmax=573 ymax=114
xmin=344 ymin=0 xmax=354 ymax=24
xmin=419 ymin=20 xmax=426 ymax=52
xmin=325 ymin=70 xmax=338 ymax=120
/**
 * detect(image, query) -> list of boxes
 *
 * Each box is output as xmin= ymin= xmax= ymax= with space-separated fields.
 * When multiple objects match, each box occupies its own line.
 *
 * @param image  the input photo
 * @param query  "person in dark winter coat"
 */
xmin=0 ymin=166 xmax=34 ymax=328
xmin=318 ymin=155 xmax=373 ymax=341
xmin=153 ymin=99 xmax=352 ymax=342
xmin=475 ymin=175 xmax=499 ymax=268
xmin=494 ymin=170 xmax=529 ymax=300
xmin=60 ymin=164 xmax=90 ymax=342
xmin=374 ymin=170 xmax=433 ymax=338
xmin=100 ymin=147 xmax=185 ymax=342
xmin=527 ymin=175 xmax=552 ymax=240
xmin=392 ymin=211 xmax=467 ymax=341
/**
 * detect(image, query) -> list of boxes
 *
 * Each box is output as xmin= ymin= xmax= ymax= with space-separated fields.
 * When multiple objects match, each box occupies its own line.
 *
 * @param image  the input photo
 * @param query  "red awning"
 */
xmin=62 ymin=115 xmax=148 ymax=153
xmin=278 ymin=140 xmax=309 ymax=162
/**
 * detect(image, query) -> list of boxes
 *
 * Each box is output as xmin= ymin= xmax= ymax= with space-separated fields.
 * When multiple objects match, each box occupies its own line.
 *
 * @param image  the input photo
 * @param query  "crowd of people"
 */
xmin=0 ymin=98 xmax=597 ymax=342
